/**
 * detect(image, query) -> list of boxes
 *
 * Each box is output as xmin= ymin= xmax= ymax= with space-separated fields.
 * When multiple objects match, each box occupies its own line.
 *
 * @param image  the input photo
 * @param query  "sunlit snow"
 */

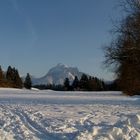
xmin=0 ymin=88 xmax=139 ymax=140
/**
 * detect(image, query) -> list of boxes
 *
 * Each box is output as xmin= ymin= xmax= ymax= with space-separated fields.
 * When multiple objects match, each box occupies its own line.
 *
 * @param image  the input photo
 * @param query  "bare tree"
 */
xmin=104 ymin=0 xmax=140 ymax=95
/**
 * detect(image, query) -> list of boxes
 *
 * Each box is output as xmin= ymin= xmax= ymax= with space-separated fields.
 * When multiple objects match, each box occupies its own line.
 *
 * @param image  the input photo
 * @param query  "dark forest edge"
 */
xmin=0 ymin=65 xmax=119 ymax=92
xmin=33 ymin=75 xmax=111 ymax=91
xmin=0 ymin=66 xmax=31 ymax=89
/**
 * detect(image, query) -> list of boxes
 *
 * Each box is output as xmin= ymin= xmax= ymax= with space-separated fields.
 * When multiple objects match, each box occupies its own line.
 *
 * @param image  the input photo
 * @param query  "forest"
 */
xmin=0 ymin=65 xmax=112 ymax=91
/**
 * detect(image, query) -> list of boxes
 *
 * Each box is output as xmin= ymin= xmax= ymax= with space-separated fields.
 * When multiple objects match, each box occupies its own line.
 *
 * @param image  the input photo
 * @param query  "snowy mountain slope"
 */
xmin=32 ymin=63 xmax=83 ymax=85
xmin=0 ymin=88 xmax=139 ymax=140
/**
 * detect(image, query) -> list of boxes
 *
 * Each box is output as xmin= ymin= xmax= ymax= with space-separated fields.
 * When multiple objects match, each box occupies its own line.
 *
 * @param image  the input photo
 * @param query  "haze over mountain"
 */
xmin=31 ymin=64 xmax=83 ymax=85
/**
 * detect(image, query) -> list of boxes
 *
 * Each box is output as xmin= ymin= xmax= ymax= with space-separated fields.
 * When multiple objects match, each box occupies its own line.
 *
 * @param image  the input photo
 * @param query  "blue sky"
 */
xmin=0 ymin=0 xmax=121 ymax=80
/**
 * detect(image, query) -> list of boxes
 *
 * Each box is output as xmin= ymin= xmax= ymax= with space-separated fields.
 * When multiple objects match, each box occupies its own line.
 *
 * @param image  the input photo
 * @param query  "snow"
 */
xmin=0 ymin=88 xmax=139 ymax=140
xmin=31 ymin=63 xmax=83 ymax=85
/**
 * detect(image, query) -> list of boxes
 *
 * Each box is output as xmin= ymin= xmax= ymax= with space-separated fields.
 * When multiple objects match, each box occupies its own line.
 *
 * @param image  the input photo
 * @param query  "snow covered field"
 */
xmin=0 ymin=88 xmax=139 ymax=140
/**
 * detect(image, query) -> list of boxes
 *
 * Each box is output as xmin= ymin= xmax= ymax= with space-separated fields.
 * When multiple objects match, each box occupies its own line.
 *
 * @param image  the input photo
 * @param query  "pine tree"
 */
xmin=13 ymin=69 xmax=23 ymax=88
xmin=5 ymin=66 xmax=23 ymax=88
xmin=6 ymin=66 xmax=13 ymax=82
xmin=0 ymin=66 xmax=4 ymax=80
xmin=79 ymin=74 xmax=89 ymax=90
xmin=72 ymin=76 xmax=79 ymax=90
xmin=0 ymin=66 xmax=5 ymax=86
xmin=24 ymin=73 xmax=32 ymax=89
xmin=64 ymin=78 xmax=70 ymax=91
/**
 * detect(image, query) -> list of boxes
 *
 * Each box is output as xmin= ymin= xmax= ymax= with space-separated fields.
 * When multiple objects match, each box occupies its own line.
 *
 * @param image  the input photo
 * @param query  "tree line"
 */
xmin=64 ymin=74 xmax=105 ymax=91
xmin=34 ymin=74 xmax=106 ymax=91
xmin=0 ymin=65 xmax=118 ymax=91
xmin=0 ymin=65 xmax=32 ymax=89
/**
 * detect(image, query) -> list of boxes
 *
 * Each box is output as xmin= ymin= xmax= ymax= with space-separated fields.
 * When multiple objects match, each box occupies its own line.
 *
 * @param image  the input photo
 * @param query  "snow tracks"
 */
xmin=0 ymin=104 xmax=140 ymax=140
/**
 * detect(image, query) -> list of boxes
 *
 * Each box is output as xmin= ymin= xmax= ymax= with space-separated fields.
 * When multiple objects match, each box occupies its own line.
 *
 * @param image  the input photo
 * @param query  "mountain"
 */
xmin=32 ymin=63 xmax=83 ymax=85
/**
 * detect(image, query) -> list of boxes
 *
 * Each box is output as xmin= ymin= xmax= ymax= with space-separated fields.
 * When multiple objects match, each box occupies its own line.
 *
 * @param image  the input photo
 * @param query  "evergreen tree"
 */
xmin=13 ymin=69 xmax=23 ymax=88
xmin=0 ymin=66 xmax=5 ymax=86
xmin=0 ymin=66 xmax=4 ymax=80
xmin=79 ymin=74 xmax=89 ymax=90
xmin=24 ymin=73 xmax=32 ymax=89
xmin=64 ymin=78 xmax=70 ymax=91
xmin=87 ymin=77 xmax=98 ymax=91
xmin=72 ymin=76 xmax=79 ymax=90
xmin=6 ymin=66 xmax=13 ymax=82
xmin=6 ymin=66 xmax=23 ymax=88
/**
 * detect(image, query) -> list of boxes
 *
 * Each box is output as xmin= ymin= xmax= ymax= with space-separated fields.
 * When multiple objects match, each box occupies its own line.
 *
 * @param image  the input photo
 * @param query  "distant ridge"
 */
xmin=32 ymin=63 xmax=83 ymax=85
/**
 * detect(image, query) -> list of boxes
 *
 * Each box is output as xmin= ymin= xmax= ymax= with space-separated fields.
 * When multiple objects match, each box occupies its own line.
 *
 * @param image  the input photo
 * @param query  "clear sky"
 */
xmin=0 ymin=0 xmax=121 ymax=80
